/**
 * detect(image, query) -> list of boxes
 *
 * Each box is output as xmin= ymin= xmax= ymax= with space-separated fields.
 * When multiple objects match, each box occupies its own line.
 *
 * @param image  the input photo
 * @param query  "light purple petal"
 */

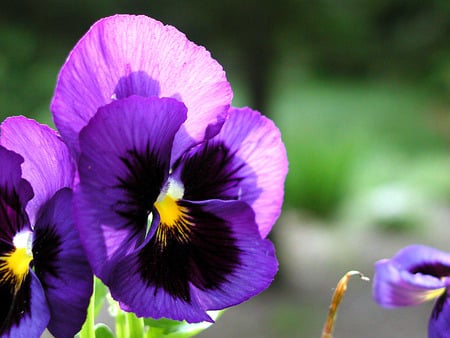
xmin=75 ymin=96 xmax=186 ymax=278
xmin=391 ymin=245 xmax=450 ymax=272
xmin=0 ymin=116 xmax=75 ymax=224
xmin=1 ymin=272 xmax=50 ymax=337
xmin=373 ymin=245 xmax=450 ymax=308
xmin=429 ymin=292 xmax=450 ymax=338
xmin=51 ymin=14 xmax=232 ymax=159
xmin=33 ymin=188 xmax=93 ymax=338
xmin=107 ymin=200 xmax=277 ymax=323
xmin=175 ymin=107 xmax=287 ymax=237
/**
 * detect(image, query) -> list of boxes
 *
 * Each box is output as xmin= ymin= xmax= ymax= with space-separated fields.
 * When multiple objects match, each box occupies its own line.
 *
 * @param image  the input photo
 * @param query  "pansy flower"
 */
xmin=50 ymin=14 xmax=287 ymax=322
xmin=0 ymin=117 xmax=92 ymax=337
xmin=373 ymin=245 xmax=450 ymax=337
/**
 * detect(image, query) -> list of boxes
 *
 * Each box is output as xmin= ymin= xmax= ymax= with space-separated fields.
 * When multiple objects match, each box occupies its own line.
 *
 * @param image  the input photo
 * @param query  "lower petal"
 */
xmin=429 ymin=292 xmax=450 ymax=338
xmin=107 ymin=200 xmax=277 ymax=323
xmin=33 ymin=188 xmax=93 ymax=337
xmin=0 ymin=272 xmax=50 ymax=337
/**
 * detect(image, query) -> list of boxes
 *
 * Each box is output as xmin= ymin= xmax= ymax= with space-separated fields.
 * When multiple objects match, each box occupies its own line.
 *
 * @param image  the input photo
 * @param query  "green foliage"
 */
xmin=144 ymin=314 xmax=220 ymax=338
xmin=271 ymin=76 xmax=448 ymax=219
xmin=94 ymin=278 xmax=108 ymax=318
xmin=78 ymin=279 xmax=219 ymax=338
xmin=284 ymin=140 xmax=356 ymax=218
xmin=94 ymin=324 xmax=114 ymax=338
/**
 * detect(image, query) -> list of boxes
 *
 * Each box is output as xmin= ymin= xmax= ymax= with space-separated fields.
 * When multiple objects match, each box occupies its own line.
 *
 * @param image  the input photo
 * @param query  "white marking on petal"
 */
xmin=13 ymin=230 xmax=33 ymax=257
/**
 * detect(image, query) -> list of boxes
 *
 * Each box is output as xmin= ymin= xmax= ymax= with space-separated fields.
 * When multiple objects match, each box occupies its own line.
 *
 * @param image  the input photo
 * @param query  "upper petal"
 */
xmin=107 ymin=199 xmax=278 ymax=323
xmin=0 ymin=116 xmax=75 ymax=224
xmin=373 ymin=245 xmax=450 ymax=308
xmin=75 ymin=95 xmax=187 ymax=278
xmin=175 ymin=107 xmax=288 ymax=237
xmin=33 ymin=188 xmax=93 ymax=338
xmin=50 ymin=14 xmax=232 ymax=159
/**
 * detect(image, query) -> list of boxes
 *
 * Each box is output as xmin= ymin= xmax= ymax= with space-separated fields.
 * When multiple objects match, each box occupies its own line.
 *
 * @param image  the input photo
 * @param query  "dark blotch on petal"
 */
xmin=115 ymin=146 xmax=166 ymax=234
xmin=138 ymin=201 xmax=241 ymax=302
xmin=179 ymin=141 xmax=246 ymax=201
xmin=0 ymin=190 xmax=30 ymax=243
xmin=0 ymin=241 xmax=14 ymax=259
xmin=32 ymin=225 xmax=62 ymax=288
xmin=409 ymin=263 xmax=450 ymax=279
xmin=0 ymin=274 xmax=31 ymax=335
xmin=432 ymin=292 xmax=448 ymax=320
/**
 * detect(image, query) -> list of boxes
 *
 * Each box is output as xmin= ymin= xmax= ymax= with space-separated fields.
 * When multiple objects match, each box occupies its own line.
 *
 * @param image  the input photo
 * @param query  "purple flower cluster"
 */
xmin=0 ymin=118 xmax=92 ymax=337
xmin=0 ymin=14 xmax=287 ymax=336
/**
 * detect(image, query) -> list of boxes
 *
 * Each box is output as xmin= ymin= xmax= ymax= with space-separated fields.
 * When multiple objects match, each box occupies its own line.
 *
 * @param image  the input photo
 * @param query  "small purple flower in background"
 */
xmin=0 ymin=117 xmax=92 ymax=337
xmin=50 ymin=14 xmax=288 ymax=323
xmin=373 ymin=245 xmax=450 ymax=338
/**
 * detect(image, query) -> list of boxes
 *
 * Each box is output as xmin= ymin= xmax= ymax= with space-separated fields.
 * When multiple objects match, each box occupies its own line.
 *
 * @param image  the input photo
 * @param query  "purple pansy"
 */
xmin=0 ymin=117 xmax=92 ymax=337
xmin=373 ymin=245 xmax=450 ymax=337
xmin=50 ymin=14 xmax=288 ymax=322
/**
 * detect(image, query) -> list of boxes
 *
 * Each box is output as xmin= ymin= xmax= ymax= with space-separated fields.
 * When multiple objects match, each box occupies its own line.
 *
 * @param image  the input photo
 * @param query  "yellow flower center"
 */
xmin=154 ymin=177 xmax=186 ymax=226
xmin=154 ymin=194 xmax=184 ymax=226
xmin=153 ymin=178 xmax=190 ymax=246
xmin=0 ymin=231 xmax=33 ymax=292
xmin=420 ymin=287 xmax=447 ymax=302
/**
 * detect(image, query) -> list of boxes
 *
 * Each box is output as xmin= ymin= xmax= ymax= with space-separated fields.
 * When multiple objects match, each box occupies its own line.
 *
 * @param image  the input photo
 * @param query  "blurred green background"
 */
xmin=1 ymin=1 xmax=449 ymax=337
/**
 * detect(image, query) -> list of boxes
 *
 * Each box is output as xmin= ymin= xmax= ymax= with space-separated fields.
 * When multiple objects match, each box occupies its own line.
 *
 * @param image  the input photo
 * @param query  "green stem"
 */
xmin=126 ymin=311 xmax=145 ymax=337
xmin=79 ymin=279 xmax=96 ymax=338
xmin=115 ymin=305 xmax=127 ymax=338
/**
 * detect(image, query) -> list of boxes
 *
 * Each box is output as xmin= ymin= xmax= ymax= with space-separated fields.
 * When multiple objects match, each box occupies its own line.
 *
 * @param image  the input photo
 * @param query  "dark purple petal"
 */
xmin=75 ymin=96 xmax=186 ymax=278
xmin=373 ymin=245 xmax=450 ymax=308
xmin=174 ymin=107 xmax=287 ymax=237
xmin=0 ymin=146 xmax=33 ymax=242
xmin=429 ymin=291 xmax=450 ymax=338
xmin=107 ymin=200 xmax=277 ymax=323
xmin=51 ymin=14 xmax=232 ymax=159
xmin=0 ymin=116 xmax=75 ymax=224
xmin=33 ymin=188 xmax=93 ymax=338
xmin=0 ymin=272 xmax=50 ymax=337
